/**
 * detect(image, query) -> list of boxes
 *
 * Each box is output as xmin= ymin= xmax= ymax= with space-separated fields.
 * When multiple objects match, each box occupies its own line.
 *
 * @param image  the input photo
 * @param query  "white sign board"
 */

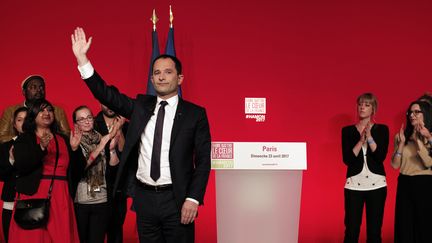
xmin=211 ymin=142 xmax=307 ymax=170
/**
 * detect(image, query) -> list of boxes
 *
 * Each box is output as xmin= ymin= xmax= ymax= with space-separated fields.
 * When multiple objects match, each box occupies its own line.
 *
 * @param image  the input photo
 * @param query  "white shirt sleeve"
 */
xmin=77 ymin=62 xmax=95 ymax=79
xmin=186 ymin=197 xmax=199 ymax=205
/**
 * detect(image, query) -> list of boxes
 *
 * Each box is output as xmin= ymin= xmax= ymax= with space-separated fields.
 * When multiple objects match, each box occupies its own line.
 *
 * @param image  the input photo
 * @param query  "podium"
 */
xmin=211 ymin=142 xmax=307 ymax=243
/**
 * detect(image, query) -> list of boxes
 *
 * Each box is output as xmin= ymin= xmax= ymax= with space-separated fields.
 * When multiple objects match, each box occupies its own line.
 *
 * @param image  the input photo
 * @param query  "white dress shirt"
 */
xmin=137 ymin=95 xmax=177 ymax=186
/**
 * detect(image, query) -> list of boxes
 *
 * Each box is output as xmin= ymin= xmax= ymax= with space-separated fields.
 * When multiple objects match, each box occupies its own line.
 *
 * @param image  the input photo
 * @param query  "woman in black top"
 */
xmin=0 ymin=107 xmax=27 ymax=242
xmin=341 ymin=93 xmax=389 ymax=243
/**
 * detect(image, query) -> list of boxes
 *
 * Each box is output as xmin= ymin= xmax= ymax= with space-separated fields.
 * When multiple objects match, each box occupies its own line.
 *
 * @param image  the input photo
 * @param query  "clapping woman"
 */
xmin=70 ymin=105 xmax=120 ymax=243
xmin=392 ymin=101 xmax=432 ymax=243
xmin=0 ymin=107 xmax=27 ymax=242
xmin=8 ymin=99 xmax=83 ymax=243
xmin=342 ymin=93 xmax=389 ymax=243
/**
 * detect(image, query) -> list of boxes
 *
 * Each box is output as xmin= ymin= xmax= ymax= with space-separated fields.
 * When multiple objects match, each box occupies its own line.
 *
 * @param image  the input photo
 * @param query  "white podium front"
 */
xmin=211 ymin=142 xmax=307 ymax=243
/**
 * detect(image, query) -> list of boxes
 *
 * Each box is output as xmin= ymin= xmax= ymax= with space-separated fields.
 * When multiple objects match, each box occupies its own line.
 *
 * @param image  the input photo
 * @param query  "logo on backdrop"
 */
xmin=211 ymin=142 xmax=234 ymax=169
xmin=245 ymin=97 xmax=266 ymax=122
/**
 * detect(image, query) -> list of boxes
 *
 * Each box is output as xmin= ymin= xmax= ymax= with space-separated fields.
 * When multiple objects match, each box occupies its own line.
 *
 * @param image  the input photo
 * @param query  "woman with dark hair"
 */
xmin=342 ymin=93 xmax=389 ymax=243
xmin=392 ymin=100 xmax=432 ymax=243
xmin=0 ymin=107 xmax=27 ymax=242
xmin=8 ymin=99 xmax=84 ymax=243
xmin=71 ymin=105 xmax=120 ymax=243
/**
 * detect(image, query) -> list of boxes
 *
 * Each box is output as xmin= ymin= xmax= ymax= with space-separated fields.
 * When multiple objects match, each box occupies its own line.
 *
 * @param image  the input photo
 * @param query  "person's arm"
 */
xmin=71 ymin=27 xmax=135 ymax=119
xmin=13 ymin=133 xmax=47 ymax=175
xmin=368 ymin=125 xmax=389 ymax=164
xmin=181 ymin=108 xmax=211 ymax=224
xmin=187 ymin=108 xmax=211 ymax=203
xmin=0 ymin=141 xmax=15 ymax=179
xmin=86 ymin=134 xmax=111 ymax=169
xmin=341 ymin=126 xmax=362 ymax=166
xmin=416 ymin=138 xmax=432 ymax=167
xmin=115 ymin=117 xmax=126 ymax=152
xmin=391 ymin=125 xmax=405 ymax=169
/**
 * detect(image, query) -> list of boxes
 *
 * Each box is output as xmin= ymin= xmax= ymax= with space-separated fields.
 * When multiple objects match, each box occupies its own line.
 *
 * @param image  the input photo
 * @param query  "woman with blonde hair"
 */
xmin=342 ymin=93 xmax=389 ymax=243
xmin=70 ymin=105 xmax=121 ymax=243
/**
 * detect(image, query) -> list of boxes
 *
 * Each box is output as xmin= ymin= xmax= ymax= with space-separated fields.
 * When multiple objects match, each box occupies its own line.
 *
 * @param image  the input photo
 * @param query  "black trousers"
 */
xmin=2 ymin=208 xmax=12 ymax=243
xmin=344 ymin=187 xmax=387 ymax=243
xmin=74 ymin=202 xmax=111 ymax=243
xmin=134 ymin=184 xmax=194 ymax=243
xmin=394 ymin=174 xmax=432 ymax=243
xmin=107 ymin=194 xmax=128 ymax=243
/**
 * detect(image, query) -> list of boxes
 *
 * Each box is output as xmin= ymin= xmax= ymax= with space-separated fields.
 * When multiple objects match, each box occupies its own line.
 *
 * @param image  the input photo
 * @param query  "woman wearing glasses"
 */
xmin=342 ymin=93 xmax=389 ymax=243
xmin=70 ymin=105 xmax=121 ymax=243
xmin=392 ymin=101 xmax=432 ymax=243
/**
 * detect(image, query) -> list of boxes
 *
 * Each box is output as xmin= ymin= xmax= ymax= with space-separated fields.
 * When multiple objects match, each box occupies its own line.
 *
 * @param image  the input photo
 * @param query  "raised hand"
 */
xmin=71 ymin=27 xmax=92 ymax=66
xmin=70 ymin=125 xmax=83 ymax=151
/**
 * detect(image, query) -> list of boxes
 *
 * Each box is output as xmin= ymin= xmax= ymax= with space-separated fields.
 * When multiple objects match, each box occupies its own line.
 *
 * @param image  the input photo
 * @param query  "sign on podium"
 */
xmin=211 ymin=142 xmax=307 ymax=243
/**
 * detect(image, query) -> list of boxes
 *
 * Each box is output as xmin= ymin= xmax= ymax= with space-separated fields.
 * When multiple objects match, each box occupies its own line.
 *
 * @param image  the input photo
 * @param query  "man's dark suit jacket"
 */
xmin=84 ymin=71 xmax=211 ymax=209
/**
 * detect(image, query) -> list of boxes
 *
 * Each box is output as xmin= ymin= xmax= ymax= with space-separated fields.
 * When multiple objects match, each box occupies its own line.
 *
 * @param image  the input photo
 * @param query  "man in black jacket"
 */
xmin=71 ymin=27 xmax=211 ymax=243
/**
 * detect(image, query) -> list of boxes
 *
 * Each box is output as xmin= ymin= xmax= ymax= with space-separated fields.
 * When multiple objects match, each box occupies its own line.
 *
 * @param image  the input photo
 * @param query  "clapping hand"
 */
xmin=39 ymin=131 xmax=52 ymax=150
xmin=114 ymin=116 xmax=126 ymax=130
xmin=396 ymin=124 xmax=406 ymax=145
xmin=415 ymin=120 xmax=431 ymax=140
xmin=365 ymin=122 xmax=372 ymax=139
xmin=108 ymin=120 xmax=121 ymax=150
xmin=70 ymin=125 xmax=83 ymax=151
xmin=359 ymin=128 xmax=367 ymax=144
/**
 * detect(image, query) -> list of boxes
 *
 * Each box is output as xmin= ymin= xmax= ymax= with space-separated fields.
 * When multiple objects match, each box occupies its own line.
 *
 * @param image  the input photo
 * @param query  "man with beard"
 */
xmin=0 ymin=75 xmax=70 ymax=143
xmin=93 ymin=104 xmax=129 ymax=243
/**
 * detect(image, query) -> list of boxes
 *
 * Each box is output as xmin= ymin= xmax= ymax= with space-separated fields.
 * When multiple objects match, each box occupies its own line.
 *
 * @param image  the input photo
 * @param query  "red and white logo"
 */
xmin=245 ymin=97 xmax=266 ymax=122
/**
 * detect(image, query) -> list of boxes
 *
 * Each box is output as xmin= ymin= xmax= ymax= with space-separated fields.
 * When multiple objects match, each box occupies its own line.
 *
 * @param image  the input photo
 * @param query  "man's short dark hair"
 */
xmin=152 ymin=54 xmax=182 ymax=75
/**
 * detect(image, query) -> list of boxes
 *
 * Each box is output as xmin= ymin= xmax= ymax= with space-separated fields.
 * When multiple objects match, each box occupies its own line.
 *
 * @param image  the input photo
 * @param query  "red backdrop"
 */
xmin=1 ymin=0 xmax=432 ymax=242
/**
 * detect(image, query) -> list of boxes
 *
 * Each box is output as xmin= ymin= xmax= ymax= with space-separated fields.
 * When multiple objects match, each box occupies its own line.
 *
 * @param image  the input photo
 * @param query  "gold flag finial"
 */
xmin=169 ymin=5 xmax=174 ymax=28
xmin=150 ymin=9 xmax=159 ymax=31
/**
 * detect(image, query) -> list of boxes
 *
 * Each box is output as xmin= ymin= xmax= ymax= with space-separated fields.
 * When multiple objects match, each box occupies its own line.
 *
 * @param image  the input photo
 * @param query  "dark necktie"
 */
xmin=150 ymin=100 xmax=168 ymax=181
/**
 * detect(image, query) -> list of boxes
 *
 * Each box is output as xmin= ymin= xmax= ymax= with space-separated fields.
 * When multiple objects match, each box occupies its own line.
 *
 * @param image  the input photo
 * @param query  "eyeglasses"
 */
xmin=76 ymin=116 xmax=94 ymax=123
xmin=407 ymin=110 xmax=423 ymax=116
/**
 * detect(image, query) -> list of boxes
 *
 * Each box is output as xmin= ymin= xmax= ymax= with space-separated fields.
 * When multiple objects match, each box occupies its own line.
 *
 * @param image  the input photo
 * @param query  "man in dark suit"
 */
xmin=71 ymin=27 xmax=211 ymax=243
